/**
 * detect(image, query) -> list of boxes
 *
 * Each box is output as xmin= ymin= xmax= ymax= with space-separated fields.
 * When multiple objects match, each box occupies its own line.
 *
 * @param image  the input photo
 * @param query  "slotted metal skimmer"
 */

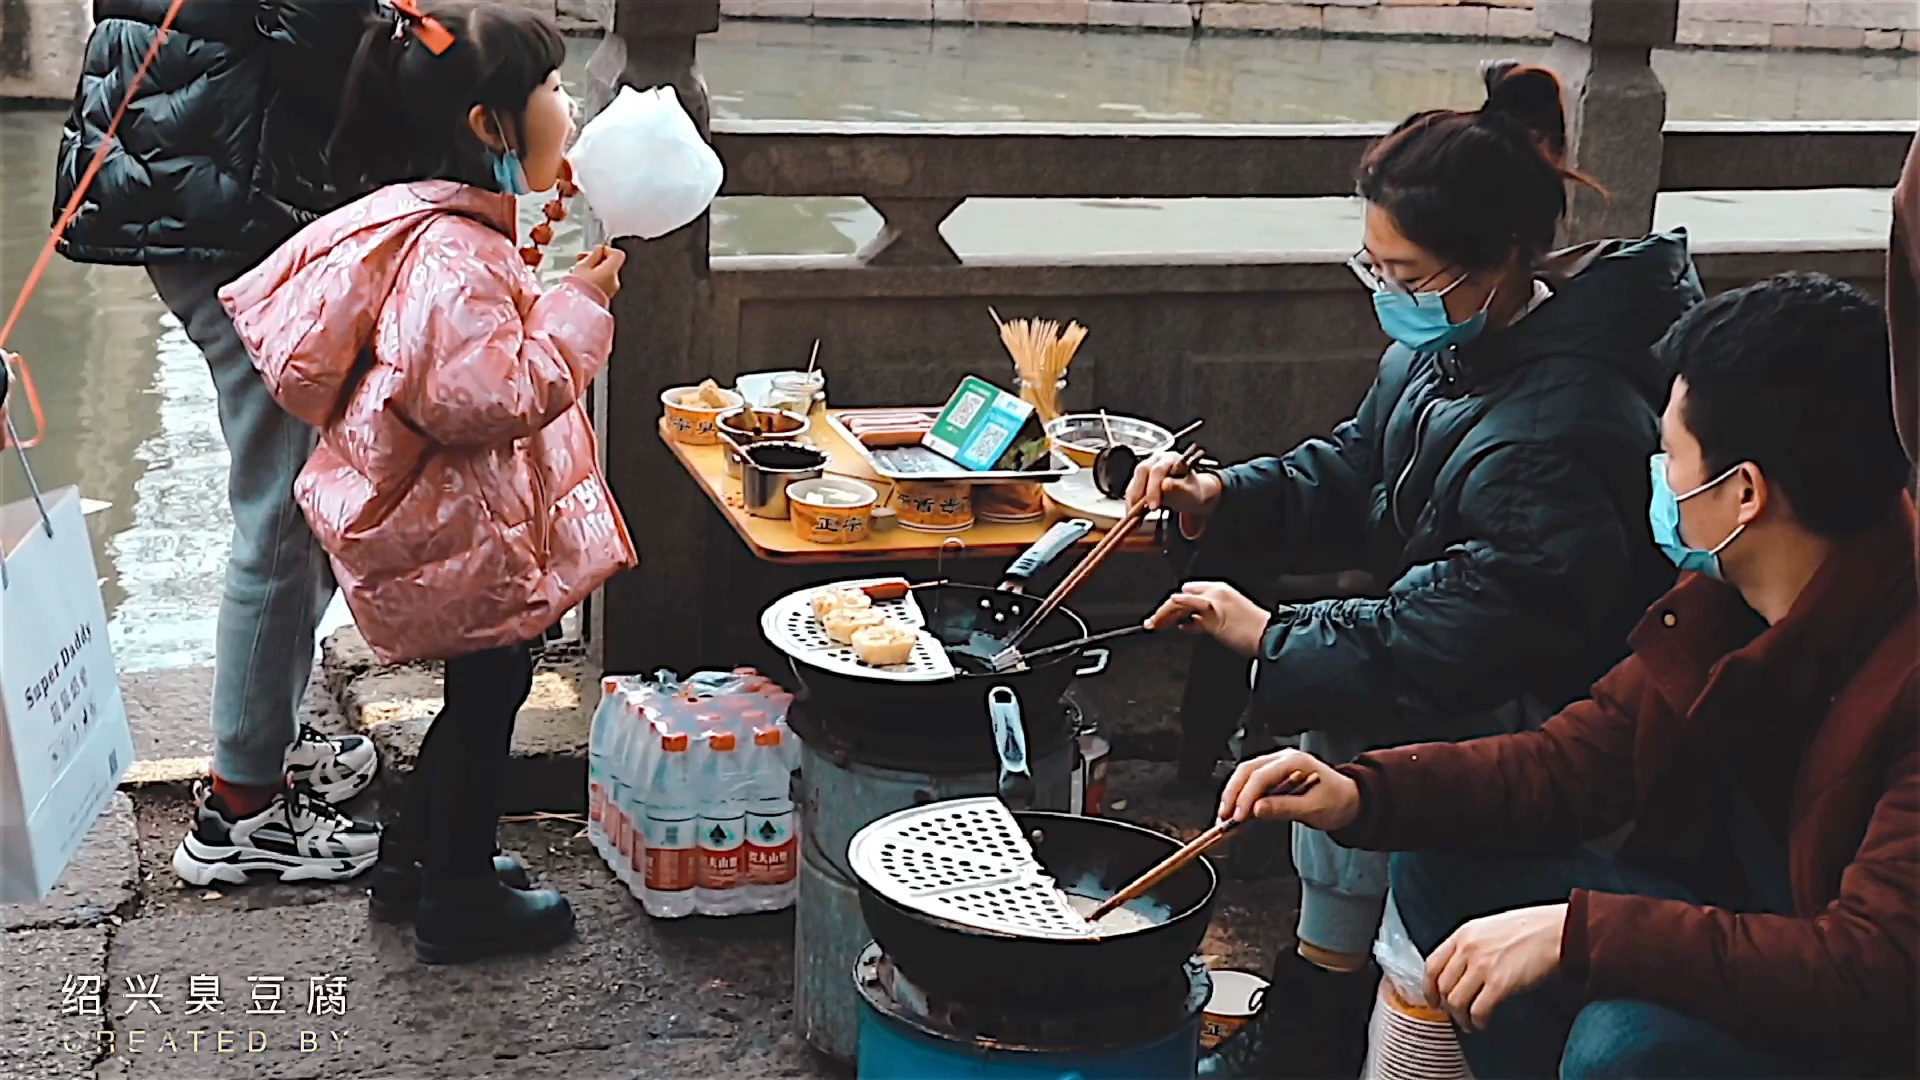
xmin=760 ymin=580 xmax=955 ymax=682
xmin=848 ymin=797 xmax=1095 ymax=939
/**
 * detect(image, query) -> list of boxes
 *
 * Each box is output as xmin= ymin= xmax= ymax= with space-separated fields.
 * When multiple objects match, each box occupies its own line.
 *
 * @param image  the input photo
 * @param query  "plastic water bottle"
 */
xmin=694 ymin=733 xmax=748 ymax=916
xmin=587 ymin=677 xmax=621 ymax=862
xmin=743 ymin=725 xmax=797 ymax=911
xmin=643 ymin=733 xmax=698 ymax=918
xmin=608 ymin=692 xmax=644 ymax=889
xmin=606 ymin=689 xmax=640 ymax=882
xmin=620 ymin=695 xmax=658 ymax=897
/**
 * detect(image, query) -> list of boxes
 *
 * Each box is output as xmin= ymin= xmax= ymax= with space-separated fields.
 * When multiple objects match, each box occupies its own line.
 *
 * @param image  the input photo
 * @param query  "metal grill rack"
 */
xmin=849 ymin=798 xmax=1095 ymax=939
xmin=760 ymin=580 xmax=955 ymax=682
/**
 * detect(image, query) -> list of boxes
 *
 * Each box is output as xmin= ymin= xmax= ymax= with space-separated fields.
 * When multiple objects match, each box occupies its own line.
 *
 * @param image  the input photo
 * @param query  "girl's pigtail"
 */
xmin=326 ymin=14 xmax=408 ymax=196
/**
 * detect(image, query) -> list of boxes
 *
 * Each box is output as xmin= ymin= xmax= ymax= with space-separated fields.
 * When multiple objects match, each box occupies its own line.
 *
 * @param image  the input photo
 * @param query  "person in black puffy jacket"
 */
xmin=1132 ymin=63 xmax=1699 ymax=1077
xmin=52 ymin=0 xmax=387 ymax=888
xmin=55 ymin=0 xmax=377 ymax=264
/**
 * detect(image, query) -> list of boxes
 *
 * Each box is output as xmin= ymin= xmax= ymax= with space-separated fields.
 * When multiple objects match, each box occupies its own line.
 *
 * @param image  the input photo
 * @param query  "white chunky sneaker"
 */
xmin=172 ymin=781 xmax=381 ymax=886
xmin=283 ymin=724 xmax=379 ymax=805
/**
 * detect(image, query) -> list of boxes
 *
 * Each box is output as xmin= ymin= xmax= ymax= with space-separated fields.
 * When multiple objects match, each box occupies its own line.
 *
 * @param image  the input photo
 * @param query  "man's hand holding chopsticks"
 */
xmin=1217 ymin=748 xmax=1359 ymax=832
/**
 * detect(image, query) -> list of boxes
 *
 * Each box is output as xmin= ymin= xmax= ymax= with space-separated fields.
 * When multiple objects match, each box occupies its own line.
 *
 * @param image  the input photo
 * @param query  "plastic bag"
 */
xmin=1374 ymin=896 xmax=1429 ymax=1006
xmin=567 ymin=84 xmax=723 ymax=241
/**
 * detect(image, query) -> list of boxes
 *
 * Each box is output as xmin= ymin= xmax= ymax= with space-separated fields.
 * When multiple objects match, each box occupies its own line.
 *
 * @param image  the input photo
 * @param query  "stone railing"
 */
xmin=588 ymin=0 xmax=1915 ymax=672
xmin=584 ymin=0 xmax=1920 ymax=53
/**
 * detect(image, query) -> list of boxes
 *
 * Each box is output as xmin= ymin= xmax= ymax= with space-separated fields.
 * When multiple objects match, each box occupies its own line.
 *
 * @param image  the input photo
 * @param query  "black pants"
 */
xmin=394 ymin=642 xmax=534 ymax=878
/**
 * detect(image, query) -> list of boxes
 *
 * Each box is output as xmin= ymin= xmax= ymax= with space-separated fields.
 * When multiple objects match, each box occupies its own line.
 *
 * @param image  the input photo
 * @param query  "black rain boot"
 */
xmin=412 ymin=874 xmax=575 ymax=965
xmin=367 ymin=841 xmax=532 ymax=923
xmin=367 ymin=731 xmax=530 ymax=923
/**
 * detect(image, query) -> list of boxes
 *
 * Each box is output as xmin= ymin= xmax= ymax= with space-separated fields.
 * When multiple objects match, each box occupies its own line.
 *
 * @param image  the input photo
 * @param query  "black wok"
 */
xmin=779 ymin=521 xmax=1118 ymax=788
xmin=856 ymin=811 xmax=1218 ymax=1003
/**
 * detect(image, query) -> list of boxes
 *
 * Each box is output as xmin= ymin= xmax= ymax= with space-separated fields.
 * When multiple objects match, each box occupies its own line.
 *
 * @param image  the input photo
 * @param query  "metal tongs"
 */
xmin=987 ymin=441 xmax=1208 ymax=672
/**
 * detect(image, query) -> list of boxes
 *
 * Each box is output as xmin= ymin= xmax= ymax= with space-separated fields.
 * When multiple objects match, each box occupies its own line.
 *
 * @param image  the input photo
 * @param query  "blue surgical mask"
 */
xmin=1648 ymin=453 xmax=1745 ymax=579
xmin=491 ymin=149 xmax=530 ymax=196
xmin=1368 ymin=270 xmax=1490 ymax=354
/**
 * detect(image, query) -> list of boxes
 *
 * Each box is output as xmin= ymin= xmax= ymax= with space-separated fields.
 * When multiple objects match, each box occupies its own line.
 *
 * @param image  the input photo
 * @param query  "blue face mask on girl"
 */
xmin=491 ymin=149 xmax=531 ymax=197
xmin=1648 ymin=453 xmax=1746 ymax=579
xmin=1350 ymin=255 xmax=1491 ymax=354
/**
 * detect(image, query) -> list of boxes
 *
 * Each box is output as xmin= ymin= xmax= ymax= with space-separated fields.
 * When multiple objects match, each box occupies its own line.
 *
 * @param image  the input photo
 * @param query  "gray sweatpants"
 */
xmin=148 ymin=263 xmax=335 ymax=787
xmin=1292 ymin=694 xmax=1548 ymax=956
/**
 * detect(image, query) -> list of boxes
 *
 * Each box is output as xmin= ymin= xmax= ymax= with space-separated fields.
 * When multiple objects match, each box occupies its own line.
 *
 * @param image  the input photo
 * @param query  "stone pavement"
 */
xmin=3 ymin=650 xmax=1300 ymax=1080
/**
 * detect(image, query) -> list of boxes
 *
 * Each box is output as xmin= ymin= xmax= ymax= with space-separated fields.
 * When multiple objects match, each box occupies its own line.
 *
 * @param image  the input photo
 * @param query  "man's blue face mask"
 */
xmin=1648 ymin=453 xmax=1745 ymax=579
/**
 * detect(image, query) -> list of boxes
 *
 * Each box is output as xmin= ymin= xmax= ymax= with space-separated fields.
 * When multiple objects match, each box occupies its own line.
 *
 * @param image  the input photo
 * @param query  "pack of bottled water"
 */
xmin=586 ymin=668 xmax=799 ymax=918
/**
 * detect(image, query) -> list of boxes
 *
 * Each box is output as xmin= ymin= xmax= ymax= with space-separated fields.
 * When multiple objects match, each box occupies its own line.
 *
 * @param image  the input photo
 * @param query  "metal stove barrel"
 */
xmin=792 ymin=707 xmax=1077 ymax=1063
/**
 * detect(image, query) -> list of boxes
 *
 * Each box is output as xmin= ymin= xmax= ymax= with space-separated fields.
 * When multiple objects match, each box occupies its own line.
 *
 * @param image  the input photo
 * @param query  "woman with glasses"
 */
xmin=1128 ymin=62 xmax=1700 ymax=1077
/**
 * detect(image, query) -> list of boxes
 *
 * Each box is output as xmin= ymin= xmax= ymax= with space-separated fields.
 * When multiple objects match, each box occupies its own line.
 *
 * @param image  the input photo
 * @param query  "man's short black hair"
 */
xmin=1657 ymin=271 xmax=1910 ymax=539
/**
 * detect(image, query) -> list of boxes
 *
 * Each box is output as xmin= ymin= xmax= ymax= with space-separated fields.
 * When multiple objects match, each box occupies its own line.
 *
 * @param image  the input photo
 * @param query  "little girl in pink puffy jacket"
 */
xmin=218 ymin=1 xmax=635 ymax=965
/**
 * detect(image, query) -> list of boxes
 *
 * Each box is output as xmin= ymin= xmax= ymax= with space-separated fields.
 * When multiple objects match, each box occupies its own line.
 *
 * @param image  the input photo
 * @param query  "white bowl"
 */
xmin=1043 ymin=470 xmax=1164 ymax=532
xmin=1046 ymin=413 xmax=1175 ymax=468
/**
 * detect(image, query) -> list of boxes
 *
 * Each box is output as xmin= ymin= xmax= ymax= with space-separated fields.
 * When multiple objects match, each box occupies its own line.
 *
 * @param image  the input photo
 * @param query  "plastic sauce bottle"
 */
xmin=694 ymin=733 xmax=747 ymax=916
xmin=643 ymin=733 xmax=697 ymax=918
xmin=744 ymin=726 xmax=797 ymax=911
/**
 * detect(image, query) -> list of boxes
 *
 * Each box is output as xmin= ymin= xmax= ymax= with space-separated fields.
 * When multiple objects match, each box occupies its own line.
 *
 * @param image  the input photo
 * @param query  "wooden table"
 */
xmin=660 ymin=411 xmax=1156 ymax=565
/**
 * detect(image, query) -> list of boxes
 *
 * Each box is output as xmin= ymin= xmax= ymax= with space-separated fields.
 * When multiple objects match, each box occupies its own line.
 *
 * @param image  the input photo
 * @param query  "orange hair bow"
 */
xmin=391 ymin=0 xmax=453 ymax=55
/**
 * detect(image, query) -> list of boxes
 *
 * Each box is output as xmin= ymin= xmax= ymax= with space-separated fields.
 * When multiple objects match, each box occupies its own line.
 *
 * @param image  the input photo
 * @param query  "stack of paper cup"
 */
xmin=1362 ymin=977 xmax=1471 ymax=1080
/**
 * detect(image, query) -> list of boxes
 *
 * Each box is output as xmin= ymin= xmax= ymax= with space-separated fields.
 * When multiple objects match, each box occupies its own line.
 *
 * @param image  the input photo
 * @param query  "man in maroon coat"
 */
xmin=1222 ymin=272 xmax=1917 ymax=1078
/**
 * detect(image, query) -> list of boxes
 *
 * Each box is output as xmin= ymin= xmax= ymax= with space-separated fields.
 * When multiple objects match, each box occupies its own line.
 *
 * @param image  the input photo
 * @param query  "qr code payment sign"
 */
xmin=950 ymin=391 xmax=985 ymax=428
xmin=971 ymin=421 xmax=1009 ymax=462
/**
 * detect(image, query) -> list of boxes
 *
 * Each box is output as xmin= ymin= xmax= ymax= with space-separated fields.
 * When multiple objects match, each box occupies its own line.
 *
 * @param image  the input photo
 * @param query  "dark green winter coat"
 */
xmin=1207 ymin=230 xmax=1702 ymax=740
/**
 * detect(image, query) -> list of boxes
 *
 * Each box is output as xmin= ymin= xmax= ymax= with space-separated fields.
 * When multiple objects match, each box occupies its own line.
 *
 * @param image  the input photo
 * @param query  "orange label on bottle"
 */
xmin=746 ymin=837 xmax=797 ymax=886
xmin=646 ymin=846 xmax=696 ymax=892
xmin=699 ymin=848 xmax=743 ymax=890
xmin=589 ymin=783 xmax=603 ymax=823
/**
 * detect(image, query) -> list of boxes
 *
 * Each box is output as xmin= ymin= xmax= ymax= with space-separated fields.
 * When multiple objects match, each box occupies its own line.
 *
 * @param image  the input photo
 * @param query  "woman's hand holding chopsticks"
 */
xmin=1124 ymin=449 xmax=1223 ymax=518
xmin=1144 ymin=582 xmax=1271 ymax=657
xmin=1217 ymin=748 xmax=1360 ymax=831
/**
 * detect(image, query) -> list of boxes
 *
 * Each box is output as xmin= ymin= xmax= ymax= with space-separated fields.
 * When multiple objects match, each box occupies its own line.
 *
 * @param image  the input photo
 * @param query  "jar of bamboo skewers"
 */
xmin=991 ymin=310 xmax=1088 ymax=522
xmin=993 ymin=309 xmax=1086 ymax=426
xmin=1016 ymin=374 xmax=1068 ymax=424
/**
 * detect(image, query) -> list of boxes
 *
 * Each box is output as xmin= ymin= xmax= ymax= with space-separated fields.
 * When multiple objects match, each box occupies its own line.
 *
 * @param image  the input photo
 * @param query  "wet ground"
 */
xmin=3 ymin=746 xmax=1294 ymax=1080
xmin=1 ymin=21 xmax=1913 ymax=674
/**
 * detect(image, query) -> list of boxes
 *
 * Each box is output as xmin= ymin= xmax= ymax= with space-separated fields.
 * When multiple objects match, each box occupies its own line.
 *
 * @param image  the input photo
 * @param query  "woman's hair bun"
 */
xmin=1479 ymin=60 xmax=1569 ymax=162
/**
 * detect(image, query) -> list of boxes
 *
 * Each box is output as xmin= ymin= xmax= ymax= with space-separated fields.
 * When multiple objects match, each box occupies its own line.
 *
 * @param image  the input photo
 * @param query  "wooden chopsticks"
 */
xmin=1086 ymin=769 xmax=1319 ymax=923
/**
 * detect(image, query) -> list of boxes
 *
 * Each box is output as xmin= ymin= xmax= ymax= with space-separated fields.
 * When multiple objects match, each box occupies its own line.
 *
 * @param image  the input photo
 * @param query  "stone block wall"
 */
xmin=706 ymin=0 xmax=1920 ymax=51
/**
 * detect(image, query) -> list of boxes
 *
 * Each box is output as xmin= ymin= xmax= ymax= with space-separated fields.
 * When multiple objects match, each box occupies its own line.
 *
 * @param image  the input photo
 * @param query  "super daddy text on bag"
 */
xmin=0 ymin=485 xmax=133 ymax=902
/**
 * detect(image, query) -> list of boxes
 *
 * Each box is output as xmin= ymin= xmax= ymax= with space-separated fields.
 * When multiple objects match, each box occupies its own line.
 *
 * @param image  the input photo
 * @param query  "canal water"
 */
xmin=1 ymin=20 xmax=1913 ymax=672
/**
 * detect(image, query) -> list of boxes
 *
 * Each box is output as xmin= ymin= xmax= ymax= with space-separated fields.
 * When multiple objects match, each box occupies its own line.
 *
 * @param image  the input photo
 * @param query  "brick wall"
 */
xmin=700 ymin=0 xmax=1920 ymax=51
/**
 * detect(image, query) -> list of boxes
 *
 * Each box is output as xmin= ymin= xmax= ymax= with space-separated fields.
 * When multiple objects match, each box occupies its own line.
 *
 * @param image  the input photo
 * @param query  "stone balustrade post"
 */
xmin=1537 ymin=0 xmax=1677 ymax=244
xmin=592 ymin=0 xmax=720 ymax=674
xmin=859 ymin=199 xmax=965 ymax=267
xmin=0 ymin=0 xmax=92 ymax=102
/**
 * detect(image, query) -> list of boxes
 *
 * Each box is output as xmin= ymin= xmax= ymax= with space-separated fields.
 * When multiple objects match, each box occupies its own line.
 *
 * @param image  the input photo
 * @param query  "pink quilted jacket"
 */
xmin=220 ymin=181 xmax=637 ymax=663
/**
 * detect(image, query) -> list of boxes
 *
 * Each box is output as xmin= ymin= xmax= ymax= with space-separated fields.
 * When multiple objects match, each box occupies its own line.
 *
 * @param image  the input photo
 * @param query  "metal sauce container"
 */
xmin=741 ymin=441 xmax=827 ymax=519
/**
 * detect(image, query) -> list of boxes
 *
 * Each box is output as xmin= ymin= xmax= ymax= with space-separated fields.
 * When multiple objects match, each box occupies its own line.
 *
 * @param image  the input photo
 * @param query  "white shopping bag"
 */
xmin=0 ymin=479 xmax=133 ymax=902
xmin=568 ymin=84 xmax=724 ymax=241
